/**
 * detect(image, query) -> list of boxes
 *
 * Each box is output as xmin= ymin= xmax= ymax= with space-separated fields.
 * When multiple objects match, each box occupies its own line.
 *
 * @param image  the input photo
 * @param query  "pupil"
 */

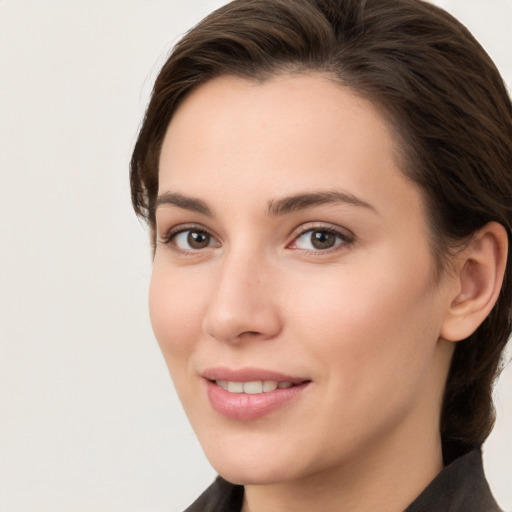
xmin=188 ymin=231 xmax=210 ymax=249
xmin=312 ymin=230 xmax=335 ymax=249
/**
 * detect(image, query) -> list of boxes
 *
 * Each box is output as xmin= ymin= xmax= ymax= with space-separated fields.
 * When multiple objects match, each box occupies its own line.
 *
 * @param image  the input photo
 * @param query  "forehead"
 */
xmin=161 ymin=74 xmax=397 ymax=179
xmin=163 ymin=73 xmax=395 ymax=148
xmin=158 ymin=73 xmax=425 ymax=228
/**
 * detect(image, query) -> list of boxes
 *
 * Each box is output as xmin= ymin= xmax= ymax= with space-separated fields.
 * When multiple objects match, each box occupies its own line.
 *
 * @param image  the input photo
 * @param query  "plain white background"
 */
xmin=0 ymin=1 xmax=510 ymax=511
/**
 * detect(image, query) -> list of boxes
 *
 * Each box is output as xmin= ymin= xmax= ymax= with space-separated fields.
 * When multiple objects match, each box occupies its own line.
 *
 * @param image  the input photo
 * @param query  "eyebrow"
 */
xmin=154 ymin=189 xmax=376 ymax=217
xmin=155 ymin=192 xmax=213 ymax=216
xmin=267 ymin=190 xmax=377 ymax=216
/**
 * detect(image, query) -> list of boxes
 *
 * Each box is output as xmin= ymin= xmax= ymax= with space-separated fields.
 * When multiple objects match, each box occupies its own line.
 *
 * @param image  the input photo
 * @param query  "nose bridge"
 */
xmin=202 ymin=242 xmax=281 ymax=343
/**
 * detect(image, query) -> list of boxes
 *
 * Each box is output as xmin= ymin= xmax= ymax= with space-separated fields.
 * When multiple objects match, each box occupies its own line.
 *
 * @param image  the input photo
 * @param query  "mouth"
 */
xmin=202 ymin=368 xmax=311 ymax=420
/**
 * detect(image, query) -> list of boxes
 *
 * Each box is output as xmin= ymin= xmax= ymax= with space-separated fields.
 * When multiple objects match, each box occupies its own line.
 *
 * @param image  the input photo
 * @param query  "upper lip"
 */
xmin=202 ymin=366 xmax=309 ymax=384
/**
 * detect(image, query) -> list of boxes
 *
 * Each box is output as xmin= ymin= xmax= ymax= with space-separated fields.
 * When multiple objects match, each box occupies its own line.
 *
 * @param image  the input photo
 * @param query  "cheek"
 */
xmin=148 ymin=264 xmax=206 ymax=360
xmin=287 ymin=253 xmax=440 ymax=382
xmin=285 ymin=260 xmax=443 ymax=451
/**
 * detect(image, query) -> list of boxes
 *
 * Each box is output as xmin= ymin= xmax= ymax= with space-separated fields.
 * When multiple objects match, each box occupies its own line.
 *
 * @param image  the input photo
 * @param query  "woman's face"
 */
xmin=150 ymin=74 xmax=456 ymax=485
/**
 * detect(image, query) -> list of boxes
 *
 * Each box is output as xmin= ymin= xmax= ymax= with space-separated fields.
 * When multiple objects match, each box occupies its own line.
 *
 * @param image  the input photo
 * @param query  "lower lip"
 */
xmin=205 ymin=380 xmax=309 ymax=421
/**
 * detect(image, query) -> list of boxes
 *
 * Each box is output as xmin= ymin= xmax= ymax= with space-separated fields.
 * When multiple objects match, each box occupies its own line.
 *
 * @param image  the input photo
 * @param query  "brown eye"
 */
xmin=310 ymin=230 xmax=337 ymax=249
xmin=187 ymin=230 xmax=211 ymax=249
xmin=170 ymin=229 xmax=217 ymax=251
xmin=292 ymin=227 xmax=349 ymax=252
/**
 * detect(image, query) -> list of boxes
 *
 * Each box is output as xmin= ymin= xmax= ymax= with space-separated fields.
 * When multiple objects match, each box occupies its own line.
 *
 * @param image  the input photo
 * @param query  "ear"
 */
xmin=441 ymin=222 xmax=508 ymax=342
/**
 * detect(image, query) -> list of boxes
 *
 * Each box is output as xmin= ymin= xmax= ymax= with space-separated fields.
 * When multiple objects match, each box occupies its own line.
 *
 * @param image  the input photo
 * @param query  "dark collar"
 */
xmin=405 ymin=448 xmax=502 ymax=512
xmin=184 ymin=475 xmax=243 ymax=512
xmin=185 ymin=448 xmax=501 ymax=512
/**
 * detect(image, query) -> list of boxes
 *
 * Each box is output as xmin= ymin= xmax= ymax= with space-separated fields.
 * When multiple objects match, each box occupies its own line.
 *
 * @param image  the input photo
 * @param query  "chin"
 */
xmin=214 ymin=462 xmax=295 ymax=486
xmin=203 ymin=441 xmax=304 ymax=486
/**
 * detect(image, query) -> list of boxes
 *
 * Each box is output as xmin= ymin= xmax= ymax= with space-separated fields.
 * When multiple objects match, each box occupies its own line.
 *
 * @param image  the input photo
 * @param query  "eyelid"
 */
xmin=287 ymin=222 xmax=355 ymax=252
xmin=158 ymin=223 xmax=220 ymax=251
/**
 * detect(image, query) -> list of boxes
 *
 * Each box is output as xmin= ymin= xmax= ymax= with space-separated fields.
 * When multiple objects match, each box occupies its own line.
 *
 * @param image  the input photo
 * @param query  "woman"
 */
xmin=130 ymin=0 xmax=512 ymax=510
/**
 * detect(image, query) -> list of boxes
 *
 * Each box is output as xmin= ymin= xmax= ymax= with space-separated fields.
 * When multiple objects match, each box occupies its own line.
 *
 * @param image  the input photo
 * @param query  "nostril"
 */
xmin=236 ymin=330 xmax=266 ymax=341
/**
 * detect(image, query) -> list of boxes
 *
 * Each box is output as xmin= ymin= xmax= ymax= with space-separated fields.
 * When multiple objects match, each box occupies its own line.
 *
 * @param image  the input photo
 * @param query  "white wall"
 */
xmin=0 ymin=1 xmax=510 ymax=511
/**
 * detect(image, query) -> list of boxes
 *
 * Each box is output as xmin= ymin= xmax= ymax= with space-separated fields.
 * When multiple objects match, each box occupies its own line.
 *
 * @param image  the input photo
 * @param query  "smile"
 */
xmin=203 ymin=368 xmax=311 ymax=421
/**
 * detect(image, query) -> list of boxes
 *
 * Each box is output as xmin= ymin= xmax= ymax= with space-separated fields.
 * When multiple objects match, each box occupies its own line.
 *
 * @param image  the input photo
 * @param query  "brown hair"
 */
xmin=130 ymin=0 xmax=512 ymax=463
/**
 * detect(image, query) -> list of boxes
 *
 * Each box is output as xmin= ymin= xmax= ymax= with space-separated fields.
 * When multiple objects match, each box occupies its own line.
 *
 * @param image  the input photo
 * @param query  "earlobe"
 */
xmin=441 ymin=222 xmax=508 ymax=342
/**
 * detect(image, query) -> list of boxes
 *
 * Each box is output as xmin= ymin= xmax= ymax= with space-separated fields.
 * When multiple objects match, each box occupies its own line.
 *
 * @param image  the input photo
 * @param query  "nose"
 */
xmin=202 ymin=250 xmax=282 ymax=344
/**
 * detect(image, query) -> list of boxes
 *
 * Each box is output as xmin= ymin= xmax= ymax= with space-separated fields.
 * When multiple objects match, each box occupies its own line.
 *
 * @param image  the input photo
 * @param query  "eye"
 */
xmin=290 ymin=227 xmax=351 ymax=252
xmin=162 ymin=227 xmax=220 ymax=251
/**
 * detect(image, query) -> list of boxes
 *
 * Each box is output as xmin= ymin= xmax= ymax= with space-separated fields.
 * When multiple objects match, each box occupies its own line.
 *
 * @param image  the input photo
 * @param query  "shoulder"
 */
xmin=405 ymin=448 xmax=503 ymax=512
xmin=184 ymin=476 xmax=244 ymax=512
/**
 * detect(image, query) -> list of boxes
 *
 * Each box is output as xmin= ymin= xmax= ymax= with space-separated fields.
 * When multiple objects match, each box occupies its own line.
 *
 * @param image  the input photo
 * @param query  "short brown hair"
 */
xmin=130 ymin=0 xmax=512 ymax=463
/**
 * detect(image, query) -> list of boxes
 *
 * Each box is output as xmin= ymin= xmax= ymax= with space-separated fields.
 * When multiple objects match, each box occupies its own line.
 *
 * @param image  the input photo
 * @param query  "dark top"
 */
xmin=184 ymin=448 xmax=502 ymax=511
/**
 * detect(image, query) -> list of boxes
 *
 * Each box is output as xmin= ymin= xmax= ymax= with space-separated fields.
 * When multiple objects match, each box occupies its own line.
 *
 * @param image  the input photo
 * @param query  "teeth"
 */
xmin=244 ymin=381 xmax=263 ymax=394
xmin=263 ymin=380 xmax=278 ymax=392
xmin=227 ymin=381 xmax=244 ymax=393
xmin=216 ymin=380 xmax=228 ymax=391
xmin=215 ymin=380 xmax=295 ymax=394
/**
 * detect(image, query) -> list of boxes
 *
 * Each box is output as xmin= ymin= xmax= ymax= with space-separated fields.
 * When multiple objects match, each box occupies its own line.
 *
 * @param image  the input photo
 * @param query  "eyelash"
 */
xmin=159 ymin=224 xmax=218 ymax=254
xmin=290 ymin=224 xmax=354 ymax=254
xmin=158 ymin=223 xmax=354 ymax=255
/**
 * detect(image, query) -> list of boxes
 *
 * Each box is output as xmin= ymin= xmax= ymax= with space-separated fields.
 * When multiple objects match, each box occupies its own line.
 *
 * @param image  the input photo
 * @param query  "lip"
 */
xmin=202 ymin=366 xmax=311 ymax=421
xmin=202 ymin=366 xmax=308 ymax=384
